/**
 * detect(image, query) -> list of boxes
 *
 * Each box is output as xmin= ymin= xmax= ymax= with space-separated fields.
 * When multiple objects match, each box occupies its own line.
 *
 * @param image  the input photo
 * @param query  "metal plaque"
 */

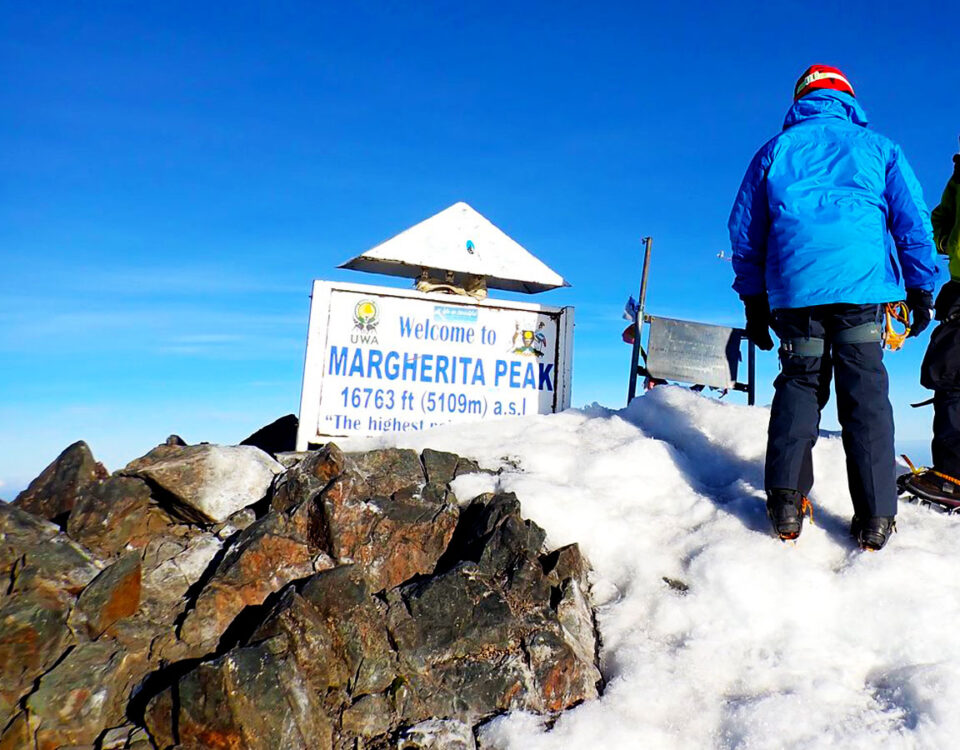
xmin=645 ymin=317 xmax=742 ymax=389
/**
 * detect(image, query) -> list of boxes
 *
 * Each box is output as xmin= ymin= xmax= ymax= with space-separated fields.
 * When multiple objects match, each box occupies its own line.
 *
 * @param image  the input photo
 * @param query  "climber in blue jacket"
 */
xmin=729 ymin=64 xmax=938 ymax=550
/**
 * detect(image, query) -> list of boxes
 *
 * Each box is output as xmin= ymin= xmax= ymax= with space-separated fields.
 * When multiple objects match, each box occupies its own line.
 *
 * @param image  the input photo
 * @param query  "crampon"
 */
xmin=897 ymin=455 xmax=960 ymax=515
xmin=767 ymin=490 xmax=814 ymax=542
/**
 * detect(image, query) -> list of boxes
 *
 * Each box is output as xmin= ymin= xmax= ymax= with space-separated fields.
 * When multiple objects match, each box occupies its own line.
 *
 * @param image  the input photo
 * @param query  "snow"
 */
xmin=339 ymin=201 xmax=568 ymax=293
xmin=336 ymin=386 xmax=960 ymax=749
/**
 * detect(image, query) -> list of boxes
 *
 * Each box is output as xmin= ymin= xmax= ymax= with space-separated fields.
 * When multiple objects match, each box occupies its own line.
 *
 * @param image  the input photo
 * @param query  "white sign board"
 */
xmin=296 ymin=280 xmax=574 ymax=449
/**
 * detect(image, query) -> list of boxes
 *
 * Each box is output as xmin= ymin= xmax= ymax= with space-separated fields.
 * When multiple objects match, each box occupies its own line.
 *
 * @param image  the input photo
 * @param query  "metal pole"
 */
xmin=627 ymin=237 xmax=654 ymax=404
xmin=747 ymin=339 xmax=756 ymax=406
xmin=637 ymin=236 xmax=653 ymax=319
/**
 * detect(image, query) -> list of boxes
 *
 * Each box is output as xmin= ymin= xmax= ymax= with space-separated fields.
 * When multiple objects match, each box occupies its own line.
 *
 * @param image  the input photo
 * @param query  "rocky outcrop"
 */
xmin=240 ymin=413 xmax=299 ymax=456
xmin=0 ymin=503 xmax=102 ymax=735
xmin=67 ymin=475 xmax=179 ymax=559
xmin=69 ymin=551 xmax=142 ymax=639
xmin=1 ymin=435 xmax=602 ymax=750
xmin=270 ymin=443 xmax=345 ymax=513
xmin=317 ymin=449 xmax=460 ymax=591
xmin=13 ymin=441 xmax=108 ymax=524
xmin=123 ymin=443 xmax=284 ymax=523
xmin=177 ymin=506 xmax=334 ymax=651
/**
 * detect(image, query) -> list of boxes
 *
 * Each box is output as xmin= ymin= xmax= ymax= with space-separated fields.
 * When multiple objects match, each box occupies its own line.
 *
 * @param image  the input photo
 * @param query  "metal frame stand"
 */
xmin=626 ymin=236 xmax=756 ymax=406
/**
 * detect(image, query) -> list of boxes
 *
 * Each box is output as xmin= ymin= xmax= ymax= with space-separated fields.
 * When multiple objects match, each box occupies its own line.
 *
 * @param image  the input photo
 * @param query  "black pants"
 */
xmin=922 ymin=282 xmax=960 ymax=476
xmin=766 ymin=304 xmax=897 ymax=518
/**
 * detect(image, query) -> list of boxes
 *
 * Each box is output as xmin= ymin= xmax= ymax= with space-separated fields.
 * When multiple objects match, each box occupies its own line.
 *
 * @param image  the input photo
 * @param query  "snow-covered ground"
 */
xmin=338 ymin=386 xmax=960 ymax=749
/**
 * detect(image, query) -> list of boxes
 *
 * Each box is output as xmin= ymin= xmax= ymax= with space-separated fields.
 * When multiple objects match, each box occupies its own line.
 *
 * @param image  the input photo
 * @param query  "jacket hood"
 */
xmin=783 ymin=90 xmax=869 ymax=130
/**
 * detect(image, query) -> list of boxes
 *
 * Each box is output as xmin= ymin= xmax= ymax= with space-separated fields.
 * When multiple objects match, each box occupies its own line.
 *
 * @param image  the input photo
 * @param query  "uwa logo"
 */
xmin=351 ymin=299 xmax=380 ymax=345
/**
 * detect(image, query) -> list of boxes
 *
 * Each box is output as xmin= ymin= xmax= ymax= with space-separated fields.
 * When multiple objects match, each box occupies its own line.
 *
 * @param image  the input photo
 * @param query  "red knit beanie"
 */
xmin=794 ymin=65 xmax=855 ymax=101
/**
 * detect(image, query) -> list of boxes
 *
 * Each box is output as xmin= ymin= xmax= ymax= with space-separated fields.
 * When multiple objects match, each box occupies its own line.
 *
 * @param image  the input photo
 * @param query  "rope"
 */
xmin=884 ymin=302 xmax=911 ymax=351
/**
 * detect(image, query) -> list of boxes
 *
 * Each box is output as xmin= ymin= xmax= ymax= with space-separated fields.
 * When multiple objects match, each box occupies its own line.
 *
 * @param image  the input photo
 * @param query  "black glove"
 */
xmin=741 ymin=294 xmax=774 ymax=351
xmin=906 ymin=288 xmax=934 ymax=338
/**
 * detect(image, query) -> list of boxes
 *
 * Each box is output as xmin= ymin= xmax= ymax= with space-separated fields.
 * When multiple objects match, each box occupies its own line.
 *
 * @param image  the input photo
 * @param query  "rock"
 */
xmin=10 ymin=534 xmax=102 ymax=602
xmin=14 ymin=637 xmax=155 ymax=750
xmin=145 ymin=641 xmax=333 ymax=750
xmin=421 ymin=449 xmax=460 ymax=486
xmin=344 ymin=448 xmax=426 ymax=498
xmin=398 ymin=719 xmax=477 ymax=750
xmin=0 ymin=502 xmax=60 ymax=591
xmin=70 ymin=552 xmax=142 ymax=639
xmin=128 ymin=727 xmax=151 ymax=749
xmin=544 ymin=545 xmax=598 ymax=668
xmin=0 ymin=712 xmax=31 ymax=750
xmin=270 ymin=444 xmax=345 ymax=513
xmin=138 ymin=531 xmax=222 ymax=626
xmin=381 ymin=493 xmax=601 ymax=723
xmin=421 ymin=449 xmax=482 ymax=486
xmin=67 ymin=476 xmax=179 ymax=559
xmin=390 ymin=565 xmax=515 ymax=663
xmin=340 ymin=692 xmax=394 ymax=739
xmin=524 ymin=626 xmax=599 ymax=713
xmin=240 ymin=414 xmax=299 ymax=456
xmin=274 ymin=451 xmax=310 ymax=469
xmin=123 ymin=444 xmax=284 ymax=524
xmin=212 ymin=506 xmax=257 ymax=540
xmin=178 ymin=509 xmax=333 ymax=651
xmin=100 ymin=723 xmax=137 ymax=749
xmin=13 ymin=441 xmax=108 ymax=524
xmin=0 ymin=589 xmax=75 ymax=728
xmin=385 ymin=565 xmax=538 ymax=722
xmin=317 ymin=467 xmax=459 ymax=591
xmin=0 ymin=505 xmax=101 ymax=728
xmin=1 ymin=447 xmax=602 ymax=748
xmin=235 ymin=494 xmax=597 ymax=745
xmin=252 ymin=566 xmax=396 ymax=698
xmin=272 ymin=446 xmax=460 ymax=591
xmin=3 ymin=504 xmax=101 ymax=602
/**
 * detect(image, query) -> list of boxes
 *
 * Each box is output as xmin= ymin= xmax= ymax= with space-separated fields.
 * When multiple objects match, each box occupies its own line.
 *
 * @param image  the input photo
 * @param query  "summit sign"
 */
xmin=295 ymin=281 xmax=573 ymax=447
xmin=295 ymin=202 xmax=573 ymax=448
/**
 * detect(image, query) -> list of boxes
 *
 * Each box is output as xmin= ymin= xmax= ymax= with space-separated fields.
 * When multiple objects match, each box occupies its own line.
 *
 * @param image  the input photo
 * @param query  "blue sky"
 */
xmin=2 ymin=1 xmax=958 ymax=496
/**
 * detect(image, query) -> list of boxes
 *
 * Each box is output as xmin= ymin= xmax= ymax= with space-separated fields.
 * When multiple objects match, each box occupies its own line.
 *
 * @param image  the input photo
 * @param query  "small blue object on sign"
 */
xmin=466 ymin=240 xmax=475 ymax=254
xmin=434 ymin=305 xmax=479 ymax=324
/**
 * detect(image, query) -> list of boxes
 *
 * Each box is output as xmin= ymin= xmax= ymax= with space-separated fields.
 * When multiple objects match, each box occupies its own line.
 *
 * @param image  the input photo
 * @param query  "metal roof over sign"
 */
xmin=339 ymin=202 xmax=569 ymax=294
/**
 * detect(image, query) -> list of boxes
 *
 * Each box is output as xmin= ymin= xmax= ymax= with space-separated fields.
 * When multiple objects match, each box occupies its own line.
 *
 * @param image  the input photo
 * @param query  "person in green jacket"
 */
xmin=933 ymin=155 xmax=960 ymax=274
xmin=901 ymin=153 xmax=960 ymax=506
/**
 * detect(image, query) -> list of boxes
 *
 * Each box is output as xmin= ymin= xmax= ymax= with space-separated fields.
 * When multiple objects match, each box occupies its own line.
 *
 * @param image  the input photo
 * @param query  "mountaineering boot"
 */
xmin=766 ymin=489 xmax=809 ymax=541
xmin=849 ymin=516 xmax=862 ymax=539
xmin=858 ymin=516 xmax=896 ymax=551
xmin=899 ymin=469 xmax=960 ymax=511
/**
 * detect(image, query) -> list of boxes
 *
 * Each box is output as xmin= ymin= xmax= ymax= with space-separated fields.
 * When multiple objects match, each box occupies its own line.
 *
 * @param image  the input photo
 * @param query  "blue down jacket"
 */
xmin=729 ymin=90 xmax=937 ymax=310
